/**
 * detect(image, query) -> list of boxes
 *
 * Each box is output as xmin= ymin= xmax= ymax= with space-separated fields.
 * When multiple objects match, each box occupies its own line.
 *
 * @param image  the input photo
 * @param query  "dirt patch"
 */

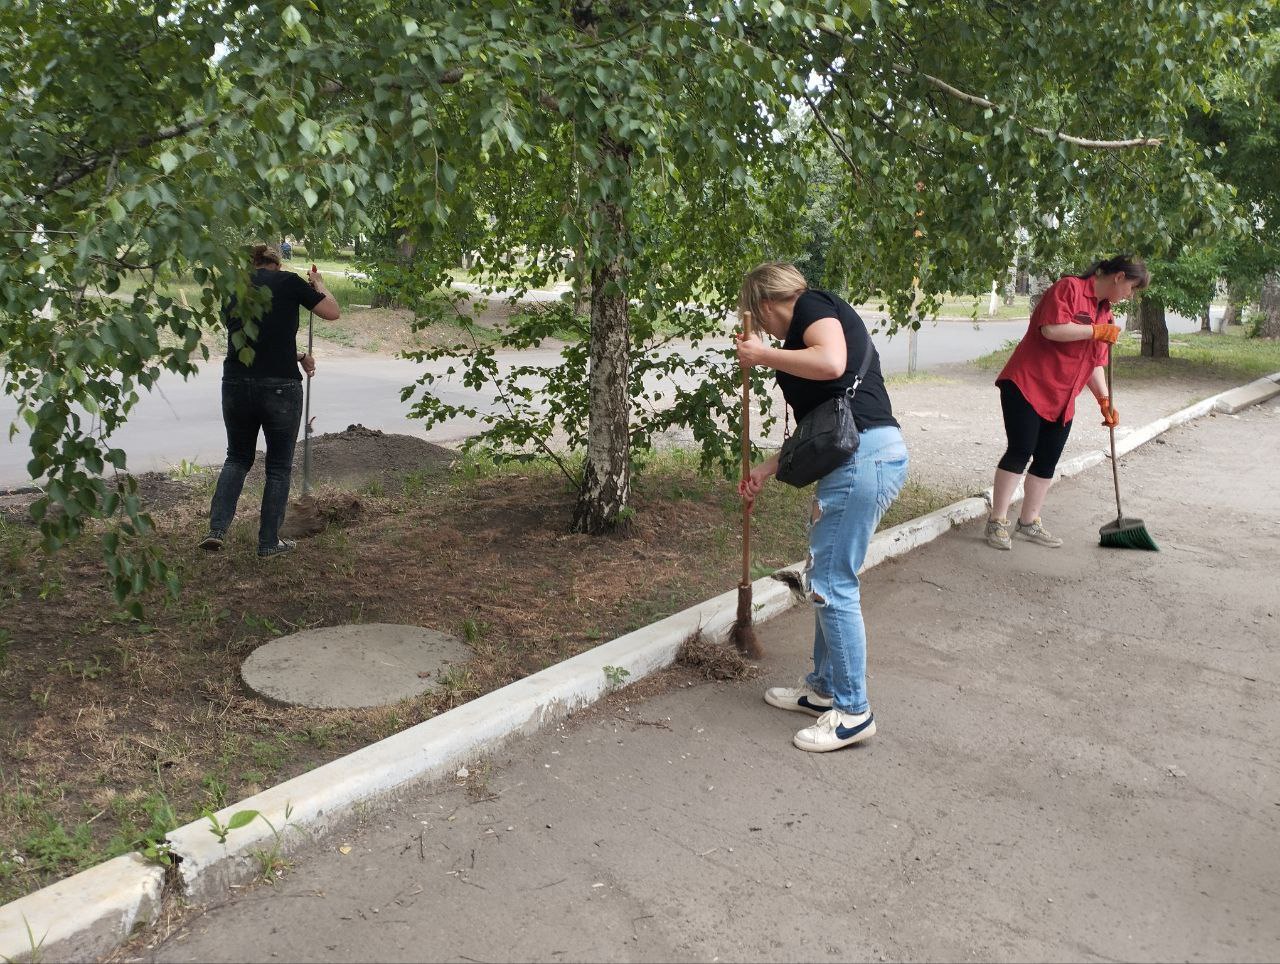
xmin=0 ymin=449 xmax=827 ymax=904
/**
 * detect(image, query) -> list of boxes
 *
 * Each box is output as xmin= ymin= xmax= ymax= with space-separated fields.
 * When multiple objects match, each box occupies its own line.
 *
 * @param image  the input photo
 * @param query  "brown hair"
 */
xmin=1079 ymin=254 xmax=1149 ymax=290
xmin=250 ymin=243 xmax=282 ymax=268
xmin=739 ymin=262 xmax=808 ymax=326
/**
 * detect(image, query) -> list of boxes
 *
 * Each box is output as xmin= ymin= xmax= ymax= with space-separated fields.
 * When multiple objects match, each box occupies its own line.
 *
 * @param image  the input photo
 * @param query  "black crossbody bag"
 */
xmin=775 ymin=336 xmax=874 ymax=488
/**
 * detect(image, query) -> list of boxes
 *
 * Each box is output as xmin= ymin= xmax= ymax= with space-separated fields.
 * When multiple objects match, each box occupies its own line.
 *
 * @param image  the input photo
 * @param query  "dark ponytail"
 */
xmin=1079 ymin=254 xmax=1149 ymax=290
xmin=250 ymin=243 xmax=282 ymax=268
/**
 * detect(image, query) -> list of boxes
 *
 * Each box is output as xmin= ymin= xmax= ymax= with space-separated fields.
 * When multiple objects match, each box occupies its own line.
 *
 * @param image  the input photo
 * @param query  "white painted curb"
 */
xmin=4 ymin=368 xmax=1277 ymax=961
xmin=165 ymin=573 xmax=799 ymax=905
xmin=0 ymin=854 xmax=164 ymax=964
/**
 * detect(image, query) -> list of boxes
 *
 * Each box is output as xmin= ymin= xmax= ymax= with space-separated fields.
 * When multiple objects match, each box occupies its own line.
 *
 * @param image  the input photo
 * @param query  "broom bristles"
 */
xmin=731 ymin=585 xmax=763 ymax=660
xmin=1099 ymin=517 xmax=1159 ymax=551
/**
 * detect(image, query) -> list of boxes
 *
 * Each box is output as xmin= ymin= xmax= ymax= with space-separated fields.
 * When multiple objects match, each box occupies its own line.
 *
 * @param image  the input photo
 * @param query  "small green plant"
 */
xmin=240 ymin=611 xmax=283 ymax=637
xmin=201 ymin=774 xmax=229 ymax=810
xmin=250 ymin=803 xmax=295 ymax=884
xmin=0 ymin=628 xmax=11 ymax=670
xmin=57 ymin=654 xmax=108 ymax=681
xmin=603 ymin=665 xmax=631 ymax=688
xmin=400 ymin=469 xmax=432 ymax=499
xmin=29 ymin=686 xmax=51 ymax=710
xmin=461 ymin=618 xmax=483 ymax=644
xmin=5 ymin=916 xmax=47 ymax=964
xmin=169 ymin=458 xmax=202 ymax=480
xmin=1244 ymin=309 xmax=1267 ymax=339
xmin=205 ymin=808 xmax=260 ymax=844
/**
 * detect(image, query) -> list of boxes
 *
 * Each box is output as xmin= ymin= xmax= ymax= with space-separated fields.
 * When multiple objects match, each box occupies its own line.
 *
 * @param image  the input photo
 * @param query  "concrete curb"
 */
xmin=0 ymin=855 xmax=164 ymax=964
xmin=163 ymin=575 xmax=802 ymax=906
xmin=3 ymin=369 xmax=1277 ymax=962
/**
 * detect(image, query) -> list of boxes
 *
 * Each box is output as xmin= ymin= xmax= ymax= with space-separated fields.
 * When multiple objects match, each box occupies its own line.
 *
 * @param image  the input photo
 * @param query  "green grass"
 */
xmin=972 ymin=327 xmax=1280 ymax=383
xmin=884 ymin=371 xmax=956 ymax=388
xmin=853 ymin=292 xmax=1031 ymax=322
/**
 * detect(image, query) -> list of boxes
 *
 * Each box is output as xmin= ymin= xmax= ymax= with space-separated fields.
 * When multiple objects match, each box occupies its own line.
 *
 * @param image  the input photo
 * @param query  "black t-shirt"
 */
xmin=222 ymin=268 xmax=325 ymax=380
xmin=775 ymin=289 xmax=898 ymax=430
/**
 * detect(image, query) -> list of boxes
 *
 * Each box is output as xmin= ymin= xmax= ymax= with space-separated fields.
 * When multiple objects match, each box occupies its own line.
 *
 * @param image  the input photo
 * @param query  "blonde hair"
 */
xmin=739 ymin=262 xmax=808 ymax=326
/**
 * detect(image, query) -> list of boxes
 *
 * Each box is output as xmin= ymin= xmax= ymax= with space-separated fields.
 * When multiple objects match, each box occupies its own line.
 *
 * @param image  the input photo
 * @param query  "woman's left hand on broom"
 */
xmin=739 ymin=455 xmax=779 ymax=502
xmin=1098 ymin=395 xmax=1118 ymax=427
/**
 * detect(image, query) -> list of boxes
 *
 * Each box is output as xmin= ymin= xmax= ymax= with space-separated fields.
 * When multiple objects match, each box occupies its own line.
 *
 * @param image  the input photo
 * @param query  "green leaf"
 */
xmin=226 ymin=810 xmax=260 ymax=831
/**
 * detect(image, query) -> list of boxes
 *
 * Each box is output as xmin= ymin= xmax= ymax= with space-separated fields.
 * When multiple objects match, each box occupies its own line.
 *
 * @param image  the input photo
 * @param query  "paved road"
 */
xmin=0 ymin=310 xmax=1209 ymax=489
xmin=142 ymin=395 xmax=1279 ymax=963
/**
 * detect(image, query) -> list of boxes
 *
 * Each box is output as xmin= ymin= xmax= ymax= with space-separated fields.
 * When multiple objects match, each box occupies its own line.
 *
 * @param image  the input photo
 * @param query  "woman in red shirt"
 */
xmin=985 ymin=255 xmax=1149 ymax=550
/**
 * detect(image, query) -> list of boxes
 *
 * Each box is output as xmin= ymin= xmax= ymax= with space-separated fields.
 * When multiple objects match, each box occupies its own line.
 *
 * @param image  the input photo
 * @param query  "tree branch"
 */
xmin=42 ymin=116 xmax=214 ymax=197
xmin=891 ymin=64 xmax=1162 ymax=148
xmin=800 ymin=91 xmax=862 ymax=180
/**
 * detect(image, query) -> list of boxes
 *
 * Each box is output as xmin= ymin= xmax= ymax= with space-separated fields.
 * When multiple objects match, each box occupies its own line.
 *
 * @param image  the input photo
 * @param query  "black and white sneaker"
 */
xmin=198 ymin=530 xmax=225 ymax=551
xmin=764 ymin=683 xmax=834 ymax=717
xmin=793 ymin=709 xmax=876 ymax=752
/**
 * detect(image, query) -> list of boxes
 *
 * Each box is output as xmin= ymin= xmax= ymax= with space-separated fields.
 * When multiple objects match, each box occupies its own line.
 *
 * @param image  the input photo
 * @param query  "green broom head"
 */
xmin=1099 ymin=516 xmax=1159 ymax=551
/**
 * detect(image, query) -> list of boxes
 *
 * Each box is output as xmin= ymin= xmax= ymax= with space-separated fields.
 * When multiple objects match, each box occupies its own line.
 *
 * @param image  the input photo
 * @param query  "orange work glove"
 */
xmin=1091 ymin=323 xmax=1121 ymax=344
xmin=1098 ymin=396 xmax=1119 ymax=427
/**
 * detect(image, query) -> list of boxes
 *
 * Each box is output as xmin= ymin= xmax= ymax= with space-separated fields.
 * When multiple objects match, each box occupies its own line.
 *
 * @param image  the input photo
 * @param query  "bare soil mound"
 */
xmin=285 ymin=423 xmax=458 ymax=490
xmin=0 ymin=425 xmax=459 ymax=524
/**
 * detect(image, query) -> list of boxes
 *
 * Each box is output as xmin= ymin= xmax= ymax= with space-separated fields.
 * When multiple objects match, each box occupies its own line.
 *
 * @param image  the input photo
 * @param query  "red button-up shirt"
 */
xmin=997 ymin=275 xmax=1111 ymax=423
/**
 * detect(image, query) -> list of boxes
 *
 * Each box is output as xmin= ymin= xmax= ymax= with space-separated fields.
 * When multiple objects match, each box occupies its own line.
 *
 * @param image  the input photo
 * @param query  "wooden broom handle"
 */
xmin=1106 ymin=347 xmax=1123 ymax=520
xmin=741 ymin=310 xmax=753 ymax=587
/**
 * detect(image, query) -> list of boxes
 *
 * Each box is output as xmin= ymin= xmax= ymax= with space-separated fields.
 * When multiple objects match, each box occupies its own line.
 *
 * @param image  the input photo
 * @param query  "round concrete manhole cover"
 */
xmin=240 ymin=624 xmax=472 ymax=709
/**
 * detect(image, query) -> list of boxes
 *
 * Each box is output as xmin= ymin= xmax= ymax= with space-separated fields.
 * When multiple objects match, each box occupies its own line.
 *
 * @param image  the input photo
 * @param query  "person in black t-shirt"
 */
xmin=199 ymin=243 xmax=340 ymax=557
xmin=736 ymin=262 xmax=909 ymax=753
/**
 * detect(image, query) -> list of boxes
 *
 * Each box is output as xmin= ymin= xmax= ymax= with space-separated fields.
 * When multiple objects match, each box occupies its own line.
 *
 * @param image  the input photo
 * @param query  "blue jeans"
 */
xmin=803 ymin=426 xmax=909 ymax=715
xmin=208 ymin=378 xmax=303 ymax=551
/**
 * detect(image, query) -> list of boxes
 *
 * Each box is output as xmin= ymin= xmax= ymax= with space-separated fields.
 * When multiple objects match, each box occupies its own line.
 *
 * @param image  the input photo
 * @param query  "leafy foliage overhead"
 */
xmin=0 ymin=0 xmax=1260 ymax=598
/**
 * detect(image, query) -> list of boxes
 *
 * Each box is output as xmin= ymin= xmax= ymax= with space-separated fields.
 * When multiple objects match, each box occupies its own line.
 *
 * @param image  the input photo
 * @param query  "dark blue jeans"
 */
xmin=208 ymin=378 xmax=303 ymax=551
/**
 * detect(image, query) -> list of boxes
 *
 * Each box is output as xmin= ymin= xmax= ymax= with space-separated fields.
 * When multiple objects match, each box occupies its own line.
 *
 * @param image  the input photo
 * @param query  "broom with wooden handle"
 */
xmin=730 ymin=310 xmax=763 ymax=659
xmin=1099 ymin=345 xmax=1158 ymax=550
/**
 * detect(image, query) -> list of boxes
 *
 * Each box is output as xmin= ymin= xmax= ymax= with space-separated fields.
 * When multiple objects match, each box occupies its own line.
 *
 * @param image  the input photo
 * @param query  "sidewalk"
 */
xmin=141 ymin=397 xmax=1280 ymax=963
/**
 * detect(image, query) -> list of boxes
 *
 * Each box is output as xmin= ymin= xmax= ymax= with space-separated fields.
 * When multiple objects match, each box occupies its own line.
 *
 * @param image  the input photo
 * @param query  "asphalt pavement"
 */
xmin=142 ymin=396 xmax=1279 ymax=963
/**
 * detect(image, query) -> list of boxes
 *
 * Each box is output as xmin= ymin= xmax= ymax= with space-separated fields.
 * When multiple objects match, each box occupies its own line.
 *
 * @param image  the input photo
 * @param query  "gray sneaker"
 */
xmin=1016 ymin=517 xmax=1063 ymax=548
xmin=985 ymin=517 xmax=1011 ymax=550
xmin=258 ymin=538 xmax=297 ymax=558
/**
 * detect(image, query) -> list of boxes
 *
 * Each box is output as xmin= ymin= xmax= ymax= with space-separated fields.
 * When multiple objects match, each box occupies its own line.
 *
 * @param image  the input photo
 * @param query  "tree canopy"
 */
xmin=0 ymin=0 xmax=1262 ymax=601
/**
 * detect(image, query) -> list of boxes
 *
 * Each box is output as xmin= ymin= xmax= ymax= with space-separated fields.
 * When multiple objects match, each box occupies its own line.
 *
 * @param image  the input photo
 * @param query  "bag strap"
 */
xmin=784 ymin=329 xmax=875 ymax=438
xmin=847 ymin=329 xmax=874 ymax=394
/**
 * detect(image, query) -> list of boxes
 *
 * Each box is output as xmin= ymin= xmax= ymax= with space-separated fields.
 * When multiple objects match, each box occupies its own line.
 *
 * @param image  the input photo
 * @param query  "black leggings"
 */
xmin=996 ymin=380 xmax=1072 ymax=480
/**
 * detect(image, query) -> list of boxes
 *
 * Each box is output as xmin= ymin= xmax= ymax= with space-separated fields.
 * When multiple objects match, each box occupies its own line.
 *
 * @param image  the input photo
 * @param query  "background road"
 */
xmin=1 ymin=311 xmax=1209 ymax=489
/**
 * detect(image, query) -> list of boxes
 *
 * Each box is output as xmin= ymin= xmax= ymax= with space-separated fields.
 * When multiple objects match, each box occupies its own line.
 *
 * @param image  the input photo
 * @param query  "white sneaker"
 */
xmin=793 ymin=708 xmax=876 ymax=752
xmin=764 ymin=683 xmax=834 ymax=717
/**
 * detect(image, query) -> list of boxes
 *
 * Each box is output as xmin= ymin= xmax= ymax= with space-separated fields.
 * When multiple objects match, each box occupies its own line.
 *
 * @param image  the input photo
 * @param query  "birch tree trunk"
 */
xmin=572 ymin=138 xmax=632 ymax=534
